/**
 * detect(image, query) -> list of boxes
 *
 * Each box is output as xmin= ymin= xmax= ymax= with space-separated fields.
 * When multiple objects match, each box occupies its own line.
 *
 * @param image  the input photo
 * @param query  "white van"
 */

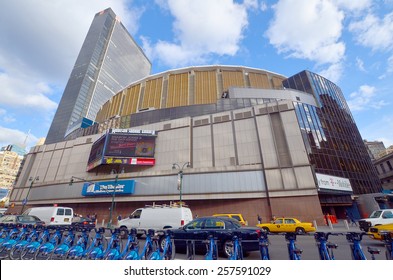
xmin=23 ymin=206 xmax=74 ymax=226
xmin=118 ymin=203 xmax=193 ymax=235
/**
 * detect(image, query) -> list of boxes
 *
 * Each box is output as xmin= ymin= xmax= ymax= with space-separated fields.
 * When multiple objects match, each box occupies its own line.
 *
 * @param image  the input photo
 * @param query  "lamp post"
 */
xmin=108 ymin=168 xmax=124 ymax=228
xmin=172 ymin=162 xmax=190 ymax=205
xmin=21 ymin=176 xmax=39 ymax=214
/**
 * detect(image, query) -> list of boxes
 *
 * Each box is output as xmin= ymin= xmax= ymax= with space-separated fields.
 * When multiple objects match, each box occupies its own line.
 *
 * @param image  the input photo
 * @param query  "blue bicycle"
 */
xmin=381 ymin=231 xmax=393 ymax=260
xmin=64 ymin=227 xmax=91 ymax=259
xmin=284 ymin=232 xmax=302 ymax=260
xmin=0 ymin=224 xmax=28 ymax=259
xmin=202 ymin=231 xmax=218 ymax=260
xmin=84 ymin=227 xmax=107 ymax=260
xmin=227 ymin=231 xmax=243 ymax=260
xmin=257 ymin=230 xmax=270 ymax=260
xmin=34 ymin=226 xmax=64 ymax=260
xmin=314 ymin=232 xmax=339 ymax=260
xmin=103 ymin=228 xmax=123 ymax=260
xmin=20 ymin=225 xmax=51 ymax=260
xmin=9 ymin=225 xmax=40 ymax=260
xmin=50 ymin=226 xmax=76 ymax=260
xmin=149 ymin=229 xmax=175 ymax=260
xmin=346 ymin=232 xmax=380 ymax=260
xmin=124 ymin=229 xmax=154 ymax=260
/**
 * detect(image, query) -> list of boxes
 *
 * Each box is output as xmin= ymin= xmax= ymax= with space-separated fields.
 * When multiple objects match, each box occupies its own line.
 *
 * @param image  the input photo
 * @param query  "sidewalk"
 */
xmin=314 ymin=219 xmax=361 ymax=233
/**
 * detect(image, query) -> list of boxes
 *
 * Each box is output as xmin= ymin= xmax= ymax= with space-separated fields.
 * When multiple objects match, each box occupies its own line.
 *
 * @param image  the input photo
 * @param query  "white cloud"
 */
xmin=349 ymin=12 xmax=393 ymax=52
xmin=318 ymin=63 xmax=344 ymax=83
xmin=348 ymin=85 xmax=388 ymax=111
xmin=265 ymin=0 xmax=345 ymax=65
xmin=146 ymin=0 xmax=250 ymax=68
xmin=356 ymin=57 xmax=367 ymax=72
xmin=0 ymin=73 xmax=57 ymax=111
xmin=333 ymin=0 xmax=372 ymax=12
xmin=0 ymin=126 xmax=38 ymax=149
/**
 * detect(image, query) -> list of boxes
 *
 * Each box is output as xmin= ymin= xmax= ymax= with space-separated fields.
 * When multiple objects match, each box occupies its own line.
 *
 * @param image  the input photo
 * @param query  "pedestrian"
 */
xmin=117 ymin=214 xmax=122 ymax=221
xmin=257 ymin=214 xmax=262 ymax=224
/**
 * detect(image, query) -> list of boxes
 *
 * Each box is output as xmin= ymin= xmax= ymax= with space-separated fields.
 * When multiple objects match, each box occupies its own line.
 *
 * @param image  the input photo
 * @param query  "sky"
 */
xmin=1 ymin=0 xmax=393 ymax=151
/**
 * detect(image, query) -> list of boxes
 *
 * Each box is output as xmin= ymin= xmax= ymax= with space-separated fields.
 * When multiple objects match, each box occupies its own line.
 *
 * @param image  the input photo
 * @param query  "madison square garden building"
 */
xmin=11 ymin=66 xmax=381 ymax=224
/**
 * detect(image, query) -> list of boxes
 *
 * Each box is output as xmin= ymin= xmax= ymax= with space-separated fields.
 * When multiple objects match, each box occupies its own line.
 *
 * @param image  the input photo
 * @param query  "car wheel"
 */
xmin=295 ymin=227 xmax=305 ymax=235
xmin=222 ymin=240 xmax=233 ymax=258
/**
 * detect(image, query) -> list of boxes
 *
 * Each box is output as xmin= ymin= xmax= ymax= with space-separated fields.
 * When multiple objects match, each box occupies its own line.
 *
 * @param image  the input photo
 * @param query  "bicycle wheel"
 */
xmin=9 ymin=245 xmax=23 ymax=260
xmin=0 ymin=246 xmax=9 ymax=259
xmin=20 ymin=247 xmax=37 ymax=260
xmin=35 ymin=248 xmax=52 ymax=260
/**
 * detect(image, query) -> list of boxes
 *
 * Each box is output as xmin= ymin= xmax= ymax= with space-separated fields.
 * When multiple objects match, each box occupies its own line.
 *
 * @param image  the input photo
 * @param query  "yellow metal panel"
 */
xmin=194 ymin=71 xmax=217 ymax=104
xmin=272 ymin=76 xmax=284 ymax=89
xmin=248 ymin=72 xmax=271 ymax=89
xmin=122 ymin=85 xmax=140 ymax=116
xmin=167 ymin=73 xmax=189 ymax=108
xmin=143 ymin=77 xmax=163 ymax=109
xmin=222 ymin=70 xmax=245 ymax=91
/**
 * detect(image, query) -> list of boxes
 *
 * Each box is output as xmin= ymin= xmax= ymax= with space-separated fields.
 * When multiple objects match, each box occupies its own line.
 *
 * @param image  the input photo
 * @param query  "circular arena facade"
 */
xmin=11 ymin=65 xmax=381 ymax=225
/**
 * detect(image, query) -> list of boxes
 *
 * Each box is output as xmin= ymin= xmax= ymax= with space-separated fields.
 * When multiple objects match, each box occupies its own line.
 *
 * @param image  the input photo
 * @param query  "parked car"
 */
xmin=256 ymin=217 xmax=316 ymax=234
xmin=358 ymin=209 xmax=393 ymax=232
xmin=368 ymin=223 xmax=393 ymax=241
xmin=0 ymin=214 xmax=45 ymax=226
xmin=212 ymin=213 xmax=248 ymax=226
xmin=171 ymin=216 xmax=260 ymax=258
xmin=71 ymin=216 xmax=96 ymax=230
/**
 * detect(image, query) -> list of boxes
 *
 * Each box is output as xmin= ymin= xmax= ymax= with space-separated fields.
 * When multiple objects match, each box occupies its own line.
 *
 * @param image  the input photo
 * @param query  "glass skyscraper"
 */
xmin=283 ymin=71 xmax=381 ymax=201
xmin=45 ymin=8 xmax=151 ymax=144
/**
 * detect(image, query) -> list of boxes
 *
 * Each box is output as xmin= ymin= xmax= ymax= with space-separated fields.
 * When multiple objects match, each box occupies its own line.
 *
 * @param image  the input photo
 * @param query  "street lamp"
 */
xmin=21 ymin=176 xmax=39 ymax=214
xmin=172 ymin=162 xmax=190 ymax=205
xmin=108 ymin=168 xmax=124 ymax=228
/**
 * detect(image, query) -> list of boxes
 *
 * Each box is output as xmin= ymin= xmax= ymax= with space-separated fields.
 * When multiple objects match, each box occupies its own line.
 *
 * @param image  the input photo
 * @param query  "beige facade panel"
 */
xmin=213 ymin=122 xmax=236 ymax=167
xmin=194 ymin=71 xmax=218 ymax=104
xmin=107 ymin=92 xmax=122 ymax=118
xmin=234 ymin=118 xmax=261 ymax=165
xmin=192 ymin=125 xmax=213 ymax=168
xmin=166 ymin=73 xmax=189 ymax=108
xmin=265 ymin=169 xmax=284 ymax=191
xmin=96 ymin=101 xmax=110 ymax=123
xmin=257 ymin=114 xmax=279 ymax=168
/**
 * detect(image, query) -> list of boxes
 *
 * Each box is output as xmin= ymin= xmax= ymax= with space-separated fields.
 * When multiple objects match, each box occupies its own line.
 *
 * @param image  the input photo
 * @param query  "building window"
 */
xmin=387 ymin=160 xmax=393 ymax=171
xmin=380 ymin=163 xmax=386 ymax=173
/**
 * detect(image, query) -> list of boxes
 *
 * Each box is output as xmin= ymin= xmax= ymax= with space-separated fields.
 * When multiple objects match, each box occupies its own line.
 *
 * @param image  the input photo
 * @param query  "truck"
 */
xmin=118 ymin=203 xmax=193 ymax=238
xmin=358 ymin=209 xmax=393 ymax=232
xmin=23 ymin=206 xmax=74 ymax=226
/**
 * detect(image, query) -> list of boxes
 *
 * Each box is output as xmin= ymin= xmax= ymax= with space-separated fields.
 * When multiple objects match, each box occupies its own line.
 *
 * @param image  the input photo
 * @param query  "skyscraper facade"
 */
xmin=282 ymin=71 xmax=381 ymax=211
xmin=45 ymin=8 xmax=151 ymax=144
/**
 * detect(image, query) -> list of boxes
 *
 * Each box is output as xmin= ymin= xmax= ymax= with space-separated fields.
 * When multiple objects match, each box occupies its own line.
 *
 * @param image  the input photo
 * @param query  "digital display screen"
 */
xmin=88 ymin=135 xmax=106 ymax=164
xmin=104 ymin=134 xmax=156 ymax=158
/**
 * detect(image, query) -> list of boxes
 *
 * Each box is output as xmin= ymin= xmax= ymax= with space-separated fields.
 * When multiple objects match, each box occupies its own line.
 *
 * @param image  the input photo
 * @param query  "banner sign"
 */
xmin=81 ymin=180 xmax=135 ymax=196
xmin=103 ymin=157 xmax=155 ymax=165
xmin=316 ymin=173 xmax=353 ymax=192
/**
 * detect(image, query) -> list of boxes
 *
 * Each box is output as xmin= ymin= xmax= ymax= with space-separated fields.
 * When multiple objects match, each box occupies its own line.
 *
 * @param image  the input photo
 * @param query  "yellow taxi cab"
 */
xmin=256 ymin=217 xmax=316 ymax=234
xmin=368 ymin=223 xmax=393 ymax=241
xmin=212 ymin=214 xmax=248 ymax=226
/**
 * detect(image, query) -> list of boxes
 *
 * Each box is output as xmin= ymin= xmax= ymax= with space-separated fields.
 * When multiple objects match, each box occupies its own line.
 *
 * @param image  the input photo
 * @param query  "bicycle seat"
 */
xmin=327 ymin=242 xmax=338 ymax=249
xmin=147 ymin=229 xmax=155 ymax=236
xmin=285 ymin=232 xmax=297 ymax=241
xmin=129 ymin=228 xmax=137 ymax=235
xmin=367 ymin=247 xmax=380 ymax=255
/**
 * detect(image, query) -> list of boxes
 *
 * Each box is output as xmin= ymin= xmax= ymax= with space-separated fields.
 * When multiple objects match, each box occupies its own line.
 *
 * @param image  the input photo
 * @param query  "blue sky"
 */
xmin=1 ymin=0 xmax=393 ymax=151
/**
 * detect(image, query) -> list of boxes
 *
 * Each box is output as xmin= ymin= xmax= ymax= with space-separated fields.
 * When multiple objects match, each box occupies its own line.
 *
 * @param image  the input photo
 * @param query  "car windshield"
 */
xmin=369 ymin=211 xmax=382 ymax=218
xmin=17 ymin=216 xmax=38 ymax=222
